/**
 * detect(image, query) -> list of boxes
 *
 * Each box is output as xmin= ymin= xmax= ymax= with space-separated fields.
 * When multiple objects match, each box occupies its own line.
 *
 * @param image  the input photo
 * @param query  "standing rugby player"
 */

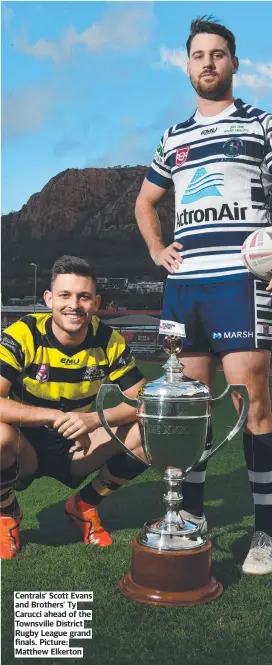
xmin=136 ymin=17 xmax=272 ymax=573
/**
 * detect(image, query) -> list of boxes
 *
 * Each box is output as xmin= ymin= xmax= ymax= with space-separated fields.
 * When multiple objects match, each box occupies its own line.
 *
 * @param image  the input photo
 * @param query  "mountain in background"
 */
xmin=2 ymin=166 xmax=174 ymax=300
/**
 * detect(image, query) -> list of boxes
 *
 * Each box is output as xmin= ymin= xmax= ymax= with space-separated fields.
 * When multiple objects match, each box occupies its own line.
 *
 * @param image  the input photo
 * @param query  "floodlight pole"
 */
xmin=30 ymin=263 xmax=39 ymax=313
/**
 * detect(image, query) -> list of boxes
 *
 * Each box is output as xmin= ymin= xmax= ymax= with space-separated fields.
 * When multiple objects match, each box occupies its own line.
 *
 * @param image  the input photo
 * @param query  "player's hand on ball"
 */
xmin=266 ymin=279 xmax=272 ymax=291
xmin=151 ymin=242 xmax=183 ymax=273
xmin=69 ymin=434 xmax=90 ymax=455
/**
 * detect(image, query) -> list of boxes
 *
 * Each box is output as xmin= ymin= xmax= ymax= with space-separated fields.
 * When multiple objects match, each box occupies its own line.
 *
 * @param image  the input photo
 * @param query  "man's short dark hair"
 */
xmin=51 ymin=255 xmax=96 ymax=286
xmin=186 ymin=16 xmax=236 ymax=58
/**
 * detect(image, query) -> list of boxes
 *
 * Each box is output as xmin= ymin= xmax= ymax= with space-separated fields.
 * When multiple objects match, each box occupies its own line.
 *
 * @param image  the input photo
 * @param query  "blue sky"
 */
xmin=2 ymin=1 xmax=272 ymax=213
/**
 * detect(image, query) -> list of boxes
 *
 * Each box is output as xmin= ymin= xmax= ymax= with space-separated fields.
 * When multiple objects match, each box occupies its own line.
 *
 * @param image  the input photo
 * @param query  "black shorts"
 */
xmin=18 ymin=426 xmax=89 ymax=489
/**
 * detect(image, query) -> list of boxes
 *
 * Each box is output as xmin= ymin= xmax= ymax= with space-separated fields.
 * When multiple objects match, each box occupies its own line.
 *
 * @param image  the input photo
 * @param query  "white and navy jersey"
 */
xmin=147 ymin=99 xmax=272 ymax=283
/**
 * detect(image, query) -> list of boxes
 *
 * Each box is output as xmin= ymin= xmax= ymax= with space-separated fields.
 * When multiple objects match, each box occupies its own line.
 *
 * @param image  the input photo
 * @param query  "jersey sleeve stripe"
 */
xmin=108 ymin=356 xmax=137 ymax=383
xmin=152 ymin=159 xmax=172 ymax=175
xmin=0 ymin=333 xmax=25 ymax=366
xmin=108 ymin=345 xmax=132 ymax=373
xmin=0 ymin=362 xmax=20 ymax=384
xmin=0 ymin=346 xmax=23 ymax=373
xmin=146 ymin=167 xmax=173 ymax=189
xmin=0 ymin=319 xmax=36 ymax=368
xmin=111 ymin=366 xmax=144 ymax=391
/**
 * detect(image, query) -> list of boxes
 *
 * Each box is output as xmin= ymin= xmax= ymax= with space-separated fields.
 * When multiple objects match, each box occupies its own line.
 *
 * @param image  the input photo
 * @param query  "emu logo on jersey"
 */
xmin=201 ymin=127 xmax=218 ymax=135
xmin=36 ymin=363 xmax=50 ymax=383
xmin=176 ymin=147 xmax=190 ymax=166
xmin=61 ymin=358 xmax=80 ymax=365
xmin=181 ymin=167 xmax=224 ymax=204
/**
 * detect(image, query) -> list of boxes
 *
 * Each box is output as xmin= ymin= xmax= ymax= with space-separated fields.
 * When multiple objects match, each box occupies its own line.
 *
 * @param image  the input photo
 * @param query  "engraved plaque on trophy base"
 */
xmin=118 ymin=537 xmax=223 ymax=606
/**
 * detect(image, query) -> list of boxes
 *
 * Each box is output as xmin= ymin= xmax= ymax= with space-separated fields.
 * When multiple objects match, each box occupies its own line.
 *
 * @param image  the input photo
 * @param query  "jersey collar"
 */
xmin=194 ymin=98 xmax=244 ymax=125
xmin=45 ymin=316 xmax=95 ymax=357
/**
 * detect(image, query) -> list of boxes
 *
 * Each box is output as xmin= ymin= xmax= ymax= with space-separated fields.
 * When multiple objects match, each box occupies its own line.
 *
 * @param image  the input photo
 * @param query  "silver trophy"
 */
xmin=96 ymin=336 xmax=249 ymax=553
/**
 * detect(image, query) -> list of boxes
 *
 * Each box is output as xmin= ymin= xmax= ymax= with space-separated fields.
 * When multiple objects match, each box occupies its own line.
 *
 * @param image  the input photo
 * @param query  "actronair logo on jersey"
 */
xmin=181 ymin=167 xmax=223 ymax=204
xmin=176 ymin=202 xmax=248 ymax=227
xmin=212 ymin=331 xmax=253 ymax=340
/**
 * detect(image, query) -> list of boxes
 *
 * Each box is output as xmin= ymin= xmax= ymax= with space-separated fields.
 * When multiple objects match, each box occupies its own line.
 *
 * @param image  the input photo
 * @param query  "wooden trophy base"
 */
xmin=118 ymin=537 xmax=223 ymax=606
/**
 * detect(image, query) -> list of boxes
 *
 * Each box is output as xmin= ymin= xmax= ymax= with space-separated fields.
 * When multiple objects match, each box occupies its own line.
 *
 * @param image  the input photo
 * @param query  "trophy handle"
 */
xmin=195 ymin=384 xmax=249 ymax=467
xmin=96 ymin=384 xmax=150 ymax=464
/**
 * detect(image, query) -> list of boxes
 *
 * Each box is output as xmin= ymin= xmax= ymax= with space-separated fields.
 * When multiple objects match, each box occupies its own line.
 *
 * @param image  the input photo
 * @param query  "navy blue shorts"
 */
xmin=160 ymin=277 xmax=272 ymax=354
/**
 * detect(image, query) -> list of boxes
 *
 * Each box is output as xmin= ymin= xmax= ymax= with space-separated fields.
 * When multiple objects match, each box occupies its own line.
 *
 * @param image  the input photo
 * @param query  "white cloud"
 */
xmin=239 ymin=58 xmax=251 ymax=67
xmin=2 ymin=85 xmax=58 ymax=137
xmin=158 ymin=47 xmax=188 ymax=73
xmin=234 ymin=58 xmax=272 ymax=94
xmin=3 ymin=5 xmax=14 ymax=28
xmin=240 ymin=58 xmax=272 ymax=80
xmin=234 ymin=74 xmax=272 ymax=96
xmin=13 ymin=5 xmax=155 ymax=64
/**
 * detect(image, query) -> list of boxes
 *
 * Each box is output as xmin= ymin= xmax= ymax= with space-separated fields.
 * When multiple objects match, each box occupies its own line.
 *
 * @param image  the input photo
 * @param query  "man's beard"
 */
xmin=190 ymin=71 xmax=233 ymax=101
xmin=55 ymin=314 xmax=88 ymax=335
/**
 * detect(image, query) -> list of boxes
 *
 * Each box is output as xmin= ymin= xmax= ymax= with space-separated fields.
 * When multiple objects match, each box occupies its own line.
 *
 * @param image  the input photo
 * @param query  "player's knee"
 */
xmin=132 ymin=443 xmax=147 ymax=464
xmin=246 ymin=398 xmax=271 ymax=429
xmin=128 ymin=423 xmax=148 ymax=464
xmin=0 ymin=423 xmax=19 ymax=460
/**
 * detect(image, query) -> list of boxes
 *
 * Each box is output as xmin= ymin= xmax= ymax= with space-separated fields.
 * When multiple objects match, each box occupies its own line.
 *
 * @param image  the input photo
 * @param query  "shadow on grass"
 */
xmin=15 ymin=464 xmax=257 ymax=601
xmin=230 ymin=532 xmax=254 ymax=562
xmin=20 ymin=464 xmax=253 ymax=557
xmin=210 ymin=556 xmax=241 ymax=589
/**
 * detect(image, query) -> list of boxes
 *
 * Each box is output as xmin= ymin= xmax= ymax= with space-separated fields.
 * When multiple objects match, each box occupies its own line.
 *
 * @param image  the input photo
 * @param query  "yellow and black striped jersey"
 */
xmin=0 ymin=313 xmax=143 ymax=412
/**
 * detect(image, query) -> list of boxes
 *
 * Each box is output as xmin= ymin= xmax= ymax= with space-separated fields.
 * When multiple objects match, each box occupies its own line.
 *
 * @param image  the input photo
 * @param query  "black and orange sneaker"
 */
xmin=0 ymin=507 xmax=23 ymax=560
xmin=65 ymin=495 xmax=112 ymax=547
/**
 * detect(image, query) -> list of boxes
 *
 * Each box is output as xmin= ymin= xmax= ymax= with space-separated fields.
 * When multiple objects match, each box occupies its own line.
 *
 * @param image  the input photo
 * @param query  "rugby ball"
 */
xmin=241 ymin=229 xmax=272 ymax=282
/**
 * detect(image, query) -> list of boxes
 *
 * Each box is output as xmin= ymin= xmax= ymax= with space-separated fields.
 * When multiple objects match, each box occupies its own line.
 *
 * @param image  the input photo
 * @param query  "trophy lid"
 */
xmin=139 ymin=336 xmax=210 ymax=401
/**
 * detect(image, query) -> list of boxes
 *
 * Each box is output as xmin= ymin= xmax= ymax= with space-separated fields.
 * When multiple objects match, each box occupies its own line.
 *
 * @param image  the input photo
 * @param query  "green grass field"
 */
xmin=2 ymin=363 xmax=272 ymax=665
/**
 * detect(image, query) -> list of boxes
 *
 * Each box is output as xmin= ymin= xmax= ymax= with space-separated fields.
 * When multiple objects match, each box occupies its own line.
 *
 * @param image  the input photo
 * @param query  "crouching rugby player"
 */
xmin=0 ymin=255 xmax=147 ymax=559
